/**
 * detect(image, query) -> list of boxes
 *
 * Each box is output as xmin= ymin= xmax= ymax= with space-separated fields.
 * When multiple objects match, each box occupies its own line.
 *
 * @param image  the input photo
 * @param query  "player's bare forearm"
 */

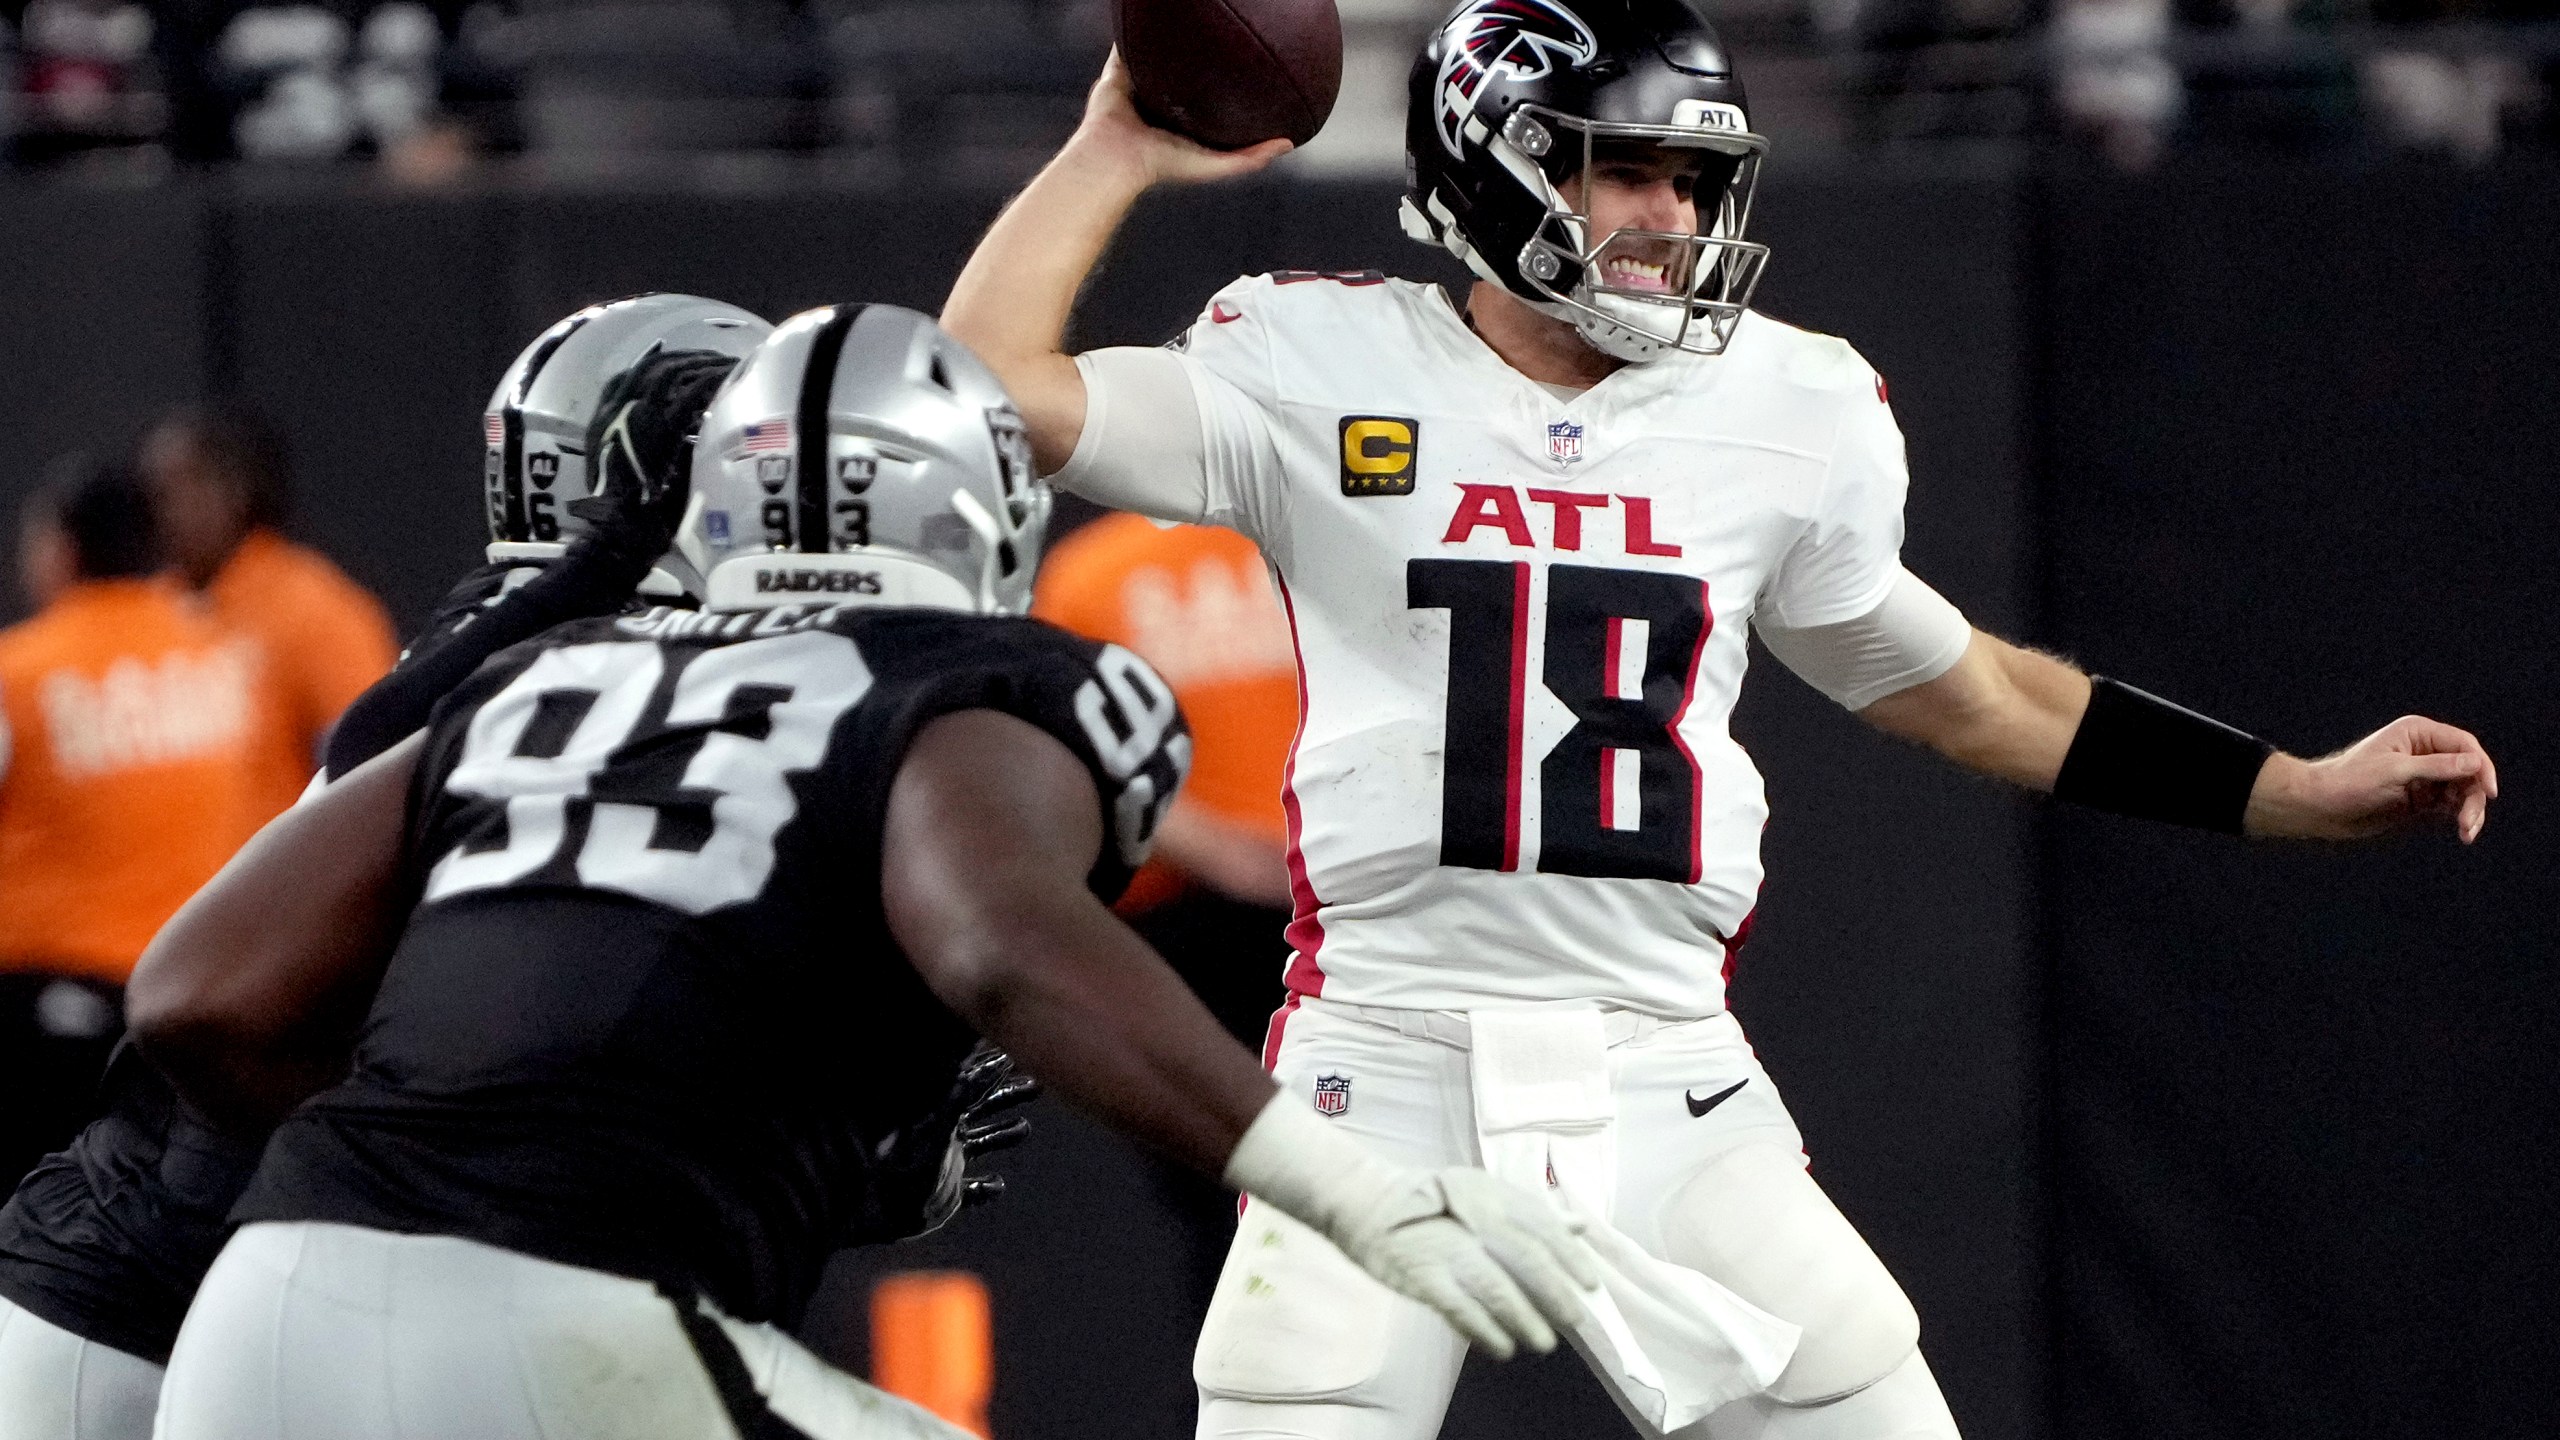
xmin=882 ymin=709 xmax=1279 ymax=1178
xmin=943 ymin=52 xmax=1287 ymax=473
xmin=127 ymin=734 xmax=421 ymax=1130
xmin=942 ymin=135 xmax=1145 ymax=471
xmin=917 ymin=875 xmax=1277 ymax=1178
xmin=1858 ymin=628 xmax=2090 ymax=790
xmin=1862 ymin=630 xmax=2499 ymax=842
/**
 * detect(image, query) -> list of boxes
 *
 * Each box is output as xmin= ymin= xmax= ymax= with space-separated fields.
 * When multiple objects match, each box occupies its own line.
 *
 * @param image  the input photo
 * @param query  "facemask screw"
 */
xmin=1507 ymin=114 xmax=1551 ymax=157
xmin=1528 ymin=250 xmax=1561 ymax=280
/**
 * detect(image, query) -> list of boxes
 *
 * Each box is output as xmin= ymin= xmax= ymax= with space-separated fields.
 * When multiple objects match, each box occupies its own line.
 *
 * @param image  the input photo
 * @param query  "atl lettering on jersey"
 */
xmin=1165 ymin=273 xmax=1910 ymax=1018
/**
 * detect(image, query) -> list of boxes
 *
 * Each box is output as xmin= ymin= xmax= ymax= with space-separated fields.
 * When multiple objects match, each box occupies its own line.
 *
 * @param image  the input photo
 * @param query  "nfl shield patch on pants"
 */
xmin=1312 ymin=1074 xmax=1351 ymax=1117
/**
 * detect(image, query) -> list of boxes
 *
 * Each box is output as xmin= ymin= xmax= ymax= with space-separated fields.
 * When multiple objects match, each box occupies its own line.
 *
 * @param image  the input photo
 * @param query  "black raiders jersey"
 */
xmin=425 ymin=557 xmax=540 ymax=634
xmin=0 ymin=1043 xmax=261 ymax=1363
xmin=234 ymin=602 xmax=1190 ymax=1326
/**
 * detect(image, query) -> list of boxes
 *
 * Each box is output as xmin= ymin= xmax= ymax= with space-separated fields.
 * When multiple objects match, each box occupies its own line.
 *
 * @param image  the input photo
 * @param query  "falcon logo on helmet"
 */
xmin=1432 ymin=0 xmax=1599 ymax=157
xmin=1402 ymin=0 xmax=1772 ymax=362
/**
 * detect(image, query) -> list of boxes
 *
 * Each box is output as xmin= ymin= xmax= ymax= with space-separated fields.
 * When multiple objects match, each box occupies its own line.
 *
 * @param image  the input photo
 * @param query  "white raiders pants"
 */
xmin=1195 ymin=996 xmax=1963 ymax=1440
xmin=156 ymin=1222 xmax=974 ymax=1440
xmin=0 ymin=1293 xmax=164 ymax=1440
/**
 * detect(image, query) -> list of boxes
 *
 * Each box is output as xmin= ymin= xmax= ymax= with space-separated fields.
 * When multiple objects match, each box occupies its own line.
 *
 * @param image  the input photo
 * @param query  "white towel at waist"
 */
xmin=1468 ymin=1004 xmax=1799 ymax=1430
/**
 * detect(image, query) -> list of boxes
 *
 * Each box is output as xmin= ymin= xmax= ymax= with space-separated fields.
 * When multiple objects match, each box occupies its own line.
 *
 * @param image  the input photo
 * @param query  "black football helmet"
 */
xmin=1401 ymin=0 xmax=1769 ymax=360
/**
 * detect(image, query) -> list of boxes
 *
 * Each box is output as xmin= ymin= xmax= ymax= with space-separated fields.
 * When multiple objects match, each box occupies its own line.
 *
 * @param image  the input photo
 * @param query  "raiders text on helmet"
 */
xmin=1401 ymin=0 xmax=1770 ymax=361
xmin=482 ymin=294 xmax=771 ymax=584
xmin=681 ymin=304 xmax=1051 ymax=616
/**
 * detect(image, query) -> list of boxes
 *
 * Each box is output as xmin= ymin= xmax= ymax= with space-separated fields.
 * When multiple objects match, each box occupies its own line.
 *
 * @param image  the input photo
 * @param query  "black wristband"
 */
xmin=2051 ymin=676 xmax=2276 ymax=834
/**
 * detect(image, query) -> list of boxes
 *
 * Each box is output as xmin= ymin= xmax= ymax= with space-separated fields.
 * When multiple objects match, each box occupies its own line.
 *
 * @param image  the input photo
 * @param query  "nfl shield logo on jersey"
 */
xmin=1547 ymin=420 xmax=1585 ymax=466
xmin=1312 ymin=1074 xmax=1351 ymax=1118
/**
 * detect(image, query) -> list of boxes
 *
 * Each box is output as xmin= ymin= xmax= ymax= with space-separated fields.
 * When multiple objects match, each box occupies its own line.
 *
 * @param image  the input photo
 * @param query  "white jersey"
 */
xmin=1122 ymin=272 xmax=1913 ymax=1018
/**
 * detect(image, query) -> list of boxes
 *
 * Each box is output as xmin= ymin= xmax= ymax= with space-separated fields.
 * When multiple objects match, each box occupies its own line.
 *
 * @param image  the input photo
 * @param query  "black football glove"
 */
xmin=571 ymin=347 xmax=741 ymax=566
xmin=860 ymin=1043 xmax=1040 ymax=1244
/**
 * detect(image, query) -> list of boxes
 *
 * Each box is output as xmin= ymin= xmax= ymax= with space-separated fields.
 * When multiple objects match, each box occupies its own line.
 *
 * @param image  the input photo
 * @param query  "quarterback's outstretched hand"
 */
xmin=1221 ymin=1094 xmax=1600 ymax=1359
xmin=2246 ymin=714 xmax=2499 ymax=843
xmin=1071 ymin=50 xmax=1290 ymax=188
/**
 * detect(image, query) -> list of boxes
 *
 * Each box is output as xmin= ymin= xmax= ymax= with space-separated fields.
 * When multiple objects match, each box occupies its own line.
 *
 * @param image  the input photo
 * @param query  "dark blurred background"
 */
xmin=4 ymin=0 xmax=2559 ymax=175
xmin=1 ymin=4 xmax=2555 ymax=1440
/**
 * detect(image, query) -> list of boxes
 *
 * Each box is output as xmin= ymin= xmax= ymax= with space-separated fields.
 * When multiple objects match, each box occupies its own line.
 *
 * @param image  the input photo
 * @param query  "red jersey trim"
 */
xmin=1671 ymin=577 xmax=1715 ymax=883
xmin=1500 ymin=561 xmax=1530 ymax=871
xmin=1274 ymin=574 xmax=1326 ymax=995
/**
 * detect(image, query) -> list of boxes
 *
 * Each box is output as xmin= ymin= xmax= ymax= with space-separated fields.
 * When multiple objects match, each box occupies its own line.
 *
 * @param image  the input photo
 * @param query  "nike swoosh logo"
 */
xmin=1212 ymin=302 xmax=1244 ymax=324
xmin=1685 ymin=1080 xmax=1748 ymax=1118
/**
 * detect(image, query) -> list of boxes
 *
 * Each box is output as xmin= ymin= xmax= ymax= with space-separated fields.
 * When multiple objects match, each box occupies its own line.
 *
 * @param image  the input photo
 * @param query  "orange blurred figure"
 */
xmin=871 ymin=1271 xmax=994 ymax=1436
xmin=1033 ymin=515 xmax=1296 ymax=917
xmin=1033 ymin=514 xmax=1301 ymax=1311
xmin=0 ymin=460 xmax=263 ymax=1183
xmin=141 ymin=405 xmax=397 ymax=822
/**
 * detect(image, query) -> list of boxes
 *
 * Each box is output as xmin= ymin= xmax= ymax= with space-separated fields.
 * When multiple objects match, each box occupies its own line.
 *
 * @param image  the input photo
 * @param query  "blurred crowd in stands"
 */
xmin=0 ymin=0 xmax=1116 ymax=180
xmin=0 ymin=412 xmax=394 ymax=1187
xmin=0 ymin=0 xmax=2552 ymax=179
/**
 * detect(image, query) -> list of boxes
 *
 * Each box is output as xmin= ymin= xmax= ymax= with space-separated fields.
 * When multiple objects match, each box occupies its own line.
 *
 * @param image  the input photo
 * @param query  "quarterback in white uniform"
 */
xmin=946 ymin=1 xmax=2499 ymax=1436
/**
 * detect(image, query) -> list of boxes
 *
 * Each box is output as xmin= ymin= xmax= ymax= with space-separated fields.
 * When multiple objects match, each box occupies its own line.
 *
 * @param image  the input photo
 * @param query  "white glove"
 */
xmin=1222 ymin=1090 xmax=1603 ymax=1359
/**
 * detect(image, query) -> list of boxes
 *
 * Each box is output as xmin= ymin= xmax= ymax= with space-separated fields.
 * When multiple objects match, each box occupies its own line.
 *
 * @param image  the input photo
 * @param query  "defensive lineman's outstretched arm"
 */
xmin=880 ymin=710 xmax=1273 ymax=1174
xmin=882 ymin=708 xmax=1603 ymax=1361
xmin=128 ymin=735 xmax=425 ymax=1129
xmin=943 ymin=53 xmax=1286 ymax=474
xmin=1856 ymin=626 xmax=2498 ymax=843
xmin=131 ymin=704 xmax=1598 ymax=1360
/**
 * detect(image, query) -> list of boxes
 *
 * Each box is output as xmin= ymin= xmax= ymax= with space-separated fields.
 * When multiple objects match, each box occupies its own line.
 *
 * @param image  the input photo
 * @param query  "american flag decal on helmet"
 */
xmin=741 ymin=419 xmax=792 ymax=452
xmin=1433 ymin=0 xmax=1599 ymax=158
xmin=484 ymin=414 xmax=505 ymax=446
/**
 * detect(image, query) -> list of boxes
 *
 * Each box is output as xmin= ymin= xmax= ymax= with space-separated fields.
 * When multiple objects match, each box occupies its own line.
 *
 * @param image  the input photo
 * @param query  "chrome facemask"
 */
xmin=1497 ymin=104 xmax=1771 ymax=361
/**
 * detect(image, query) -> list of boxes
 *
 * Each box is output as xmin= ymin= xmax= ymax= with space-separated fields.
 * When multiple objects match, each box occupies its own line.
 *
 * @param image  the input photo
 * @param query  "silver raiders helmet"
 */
xmin=679 ymin=303 xmax=1050 ymax=615
xmin=483 ymin=293 xmax=771 ymax=591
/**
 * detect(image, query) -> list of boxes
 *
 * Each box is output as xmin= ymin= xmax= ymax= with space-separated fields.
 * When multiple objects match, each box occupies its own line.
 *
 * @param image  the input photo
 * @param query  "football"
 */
xmin=1116 ymin=0 xmax=1344 ymax=151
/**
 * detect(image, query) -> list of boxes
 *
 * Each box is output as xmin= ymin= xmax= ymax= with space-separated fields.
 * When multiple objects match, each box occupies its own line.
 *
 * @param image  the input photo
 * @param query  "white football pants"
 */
xmin=156 ymin=1222 xmax=975 ymax=1440
xmin=1194 ymin=996 xmax=1962 ymax=1440
xmin=0 ymin=1293 xmax=164 ymax=1440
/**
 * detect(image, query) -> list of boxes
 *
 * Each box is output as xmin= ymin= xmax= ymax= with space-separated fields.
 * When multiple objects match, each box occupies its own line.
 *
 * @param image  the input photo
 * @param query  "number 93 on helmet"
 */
xmin=677 ymin=303 xmax=1052 ymax=617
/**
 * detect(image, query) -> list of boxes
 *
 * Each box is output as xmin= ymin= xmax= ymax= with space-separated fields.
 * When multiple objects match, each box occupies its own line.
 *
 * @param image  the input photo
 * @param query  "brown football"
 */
xmin=1116 ymin=0 xmax=1344 ymax=151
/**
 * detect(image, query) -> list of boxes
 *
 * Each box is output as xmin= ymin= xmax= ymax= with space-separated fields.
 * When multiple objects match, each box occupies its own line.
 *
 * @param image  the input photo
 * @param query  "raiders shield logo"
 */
xmin=1313 ymin=1073 xmax=1352 ymax=1118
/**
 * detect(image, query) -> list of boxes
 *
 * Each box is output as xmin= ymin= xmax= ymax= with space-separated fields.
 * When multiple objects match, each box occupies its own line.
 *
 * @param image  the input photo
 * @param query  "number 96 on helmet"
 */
xmin=484 ymin=292 xmax=770 ymax=575
xmin=678 ymin=304 xmax=1052 ymax=616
